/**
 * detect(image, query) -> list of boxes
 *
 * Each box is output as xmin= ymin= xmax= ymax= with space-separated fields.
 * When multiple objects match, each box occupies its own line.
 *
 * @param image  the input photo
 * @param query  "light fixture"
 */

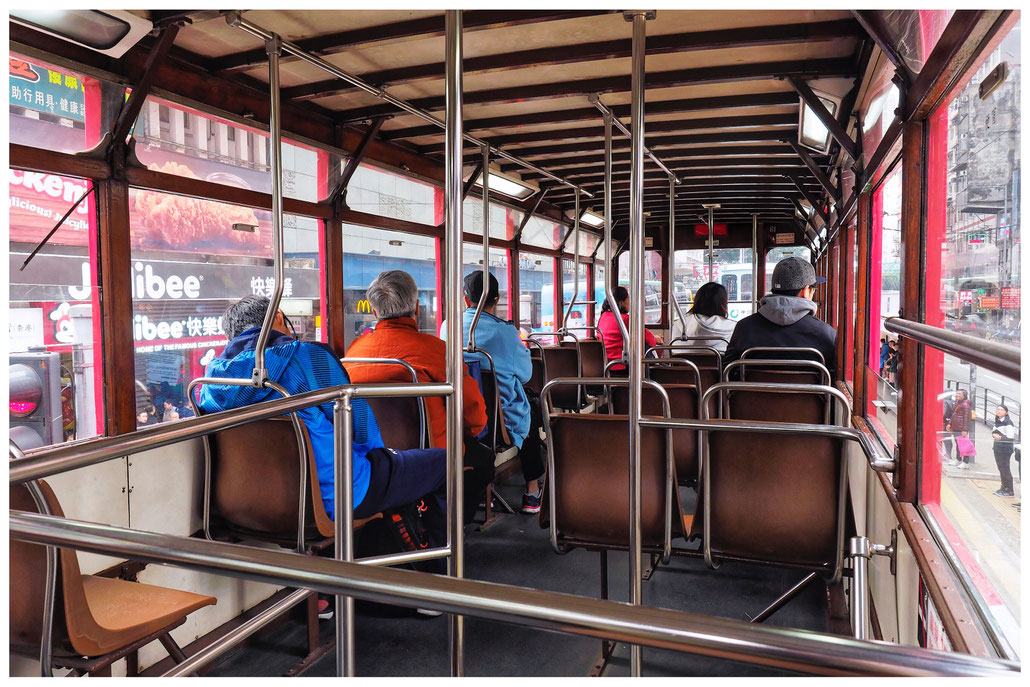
xmin=10 ymin=10 xmax=153 ymax=58
xmin=798 ymin=88 xmax=841 ymax=154
xmin=580 ymin=210 xmax=604 ymax=227
xmin=470 ymin=171 xmax=535 ymax=200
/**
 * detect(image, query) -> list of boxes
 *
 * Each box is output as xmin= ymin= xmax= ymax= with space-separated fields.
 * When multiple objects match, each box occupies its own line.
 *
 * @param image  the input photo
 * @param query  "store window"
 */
xmin=618 ymin=249 xmax=663 ymax=325
xmin=10 ymin=171 xmax=103 ymax=446
xmin=866 ymin=162 xmax=903 ymax=446
xmin=518 ymin=253 xmax=555 ymax=337
xmin=462 ymin=243 xmax=510 ymax=321
xmin=128 ymin=187 xmax=323 ymax=428
xmin=921 ymin=19 xmax=1020 ymax=654
xmin=342 ymin=225 xmax=439 ymax=348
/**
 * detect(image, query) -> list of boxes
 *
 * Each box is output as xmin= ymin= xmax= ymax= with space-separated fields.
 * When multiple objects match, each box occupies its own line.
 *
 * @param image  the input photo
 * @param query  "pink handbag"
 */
xmin=956 ymin=434 xmax=976 ymax=457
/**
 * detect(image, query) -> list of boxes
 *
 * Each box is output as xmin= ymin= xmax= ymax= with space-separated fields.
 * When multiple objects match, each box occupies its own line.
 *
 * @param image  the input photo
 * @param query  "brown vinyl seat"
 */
xmin=366 ymin=396 xmax=425 ymax=450
xmin=540 ymin=346 xmax=582 ymax=411
xmin=610 ymin=384 xmax=699 ymax=485
xmin=724 ymin=370 xmax=830 ymax=426
xmin=705 ymin=428 xmax=844 ymax=574
xmin=526 ymin=356 xmax=546 ymax=396
xmin=10 ymin=481 xmax=216 ymax=674
xmin=542 ymin=414 xmax=685 ymax=549
xmin=575 ymin=339 xmax=607 ymax=379
xmin=667 ymin=350 xmax=720 ymax=392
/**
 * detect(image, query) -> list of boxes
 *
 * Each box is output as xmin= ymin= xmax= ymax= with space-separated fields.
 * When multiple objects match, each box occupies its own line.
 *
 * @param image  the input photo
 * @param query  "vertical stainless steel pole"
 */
xmin=602 ymin=112 xmax=629 ymax=360
xmin=849 ymin=537 xmax=870 ymax=640
xmin=562 ymin=190 xmax=581 ymax=333
xmin=707 ymin=206 xmax=715 ymax=283
xmin=668 ymin=176 xmax=688 ymax=337
xmin=253 ymin=37 xmax=285 ymax=387
xmin=626 ymin=10 xmax=649 ymax=677
xmin=751 ymin=213 xmax=759 ymax=311
xmin=333 ymin=393 xmax=355 ymax=676
xmin=467 ymin=143 xmax=490 ymax=351
xmin=444 ymin=9 xmax=466 ymax=677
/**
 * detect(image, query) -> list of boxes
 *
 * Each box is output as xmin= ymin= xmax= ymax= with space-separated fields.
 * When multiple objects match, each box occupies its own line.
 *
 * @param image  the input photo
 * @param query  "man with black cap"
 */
xmin=442 ymin=271 xmax=546 ymax=514
xmin=724 ymin=256 xmax=836 ymax=374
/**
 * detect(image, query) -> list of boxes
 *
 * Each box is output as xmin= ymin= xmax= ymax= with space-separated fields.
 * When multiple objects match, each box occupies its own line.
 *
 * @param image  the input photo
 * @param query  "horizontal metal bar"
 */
xmin=639 ymin=416 xmax=894 ymax=473
xmin=163 ymin=588 xmax=312 ymax=677
xmin=884 ymin=317 xmax=1019 ymax=381
xmin=8 ymin=511 xmax=1016 ymax=677
xmin=228 ymin=14 xmax=592 ymax=198
xmin=9 ymin=382 xmax=454 ymax=485
xmin=357 ymin=546 xmax=452 ymax=568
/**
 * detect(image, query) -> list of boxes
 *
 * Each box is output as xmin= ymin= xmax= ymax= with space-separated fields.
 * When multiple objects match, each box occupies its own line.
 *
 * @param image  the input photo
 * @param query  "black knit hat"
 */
xmin=463 ymin=270 xmax=499 ymax=304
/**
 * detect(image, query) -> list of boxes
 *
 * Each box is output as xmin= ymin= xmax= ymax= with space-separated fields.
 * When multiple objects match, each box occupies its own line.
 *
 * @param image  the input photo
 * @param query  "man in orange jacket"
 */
xmin=344 ymin=270 xmax=493 ymax=519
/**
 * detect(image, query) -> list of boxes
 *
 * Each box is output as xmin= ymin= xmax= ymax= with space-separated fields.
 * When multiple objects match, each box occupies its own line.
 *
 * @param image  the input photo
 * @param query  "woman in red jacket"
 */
xmin=947 ymin=389 xmax=972 ymax=468
xmin=597 ymin=286 xmax=662 ymax=373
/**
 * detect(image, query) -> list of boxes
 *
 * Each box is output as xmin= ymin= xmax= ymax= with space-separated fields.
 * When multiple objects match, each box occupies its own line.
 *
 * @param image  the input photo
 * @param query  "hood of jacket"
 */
xmin=201 ymin=327 xmax=299 ymax=407
xmin=757 ymin=295 xmax=818 ymax=326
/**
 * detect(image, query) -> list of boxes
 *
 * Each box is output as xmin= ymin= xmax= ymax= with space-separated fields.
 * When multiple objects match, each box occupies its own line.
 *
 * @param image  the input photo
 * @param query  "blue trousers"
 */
xmin=354 ymin=447 xmax=447 ymax=549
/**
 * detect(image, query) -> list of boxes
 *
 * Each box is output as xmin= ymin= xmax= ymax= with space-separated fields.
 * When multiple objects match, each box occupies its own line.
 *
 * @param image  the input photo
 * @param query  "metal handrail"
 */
xmin=642 ymin=357 xmax=704 ymax=394
xmin=8 ymin=510 xmax=1018 ymax=677
xmin=742 ymin=346 xmax=826 ymax=366
xmin=9 ymin=382 xmax=454 ymax=486
xmin=339 ymin=358 xmax=428 ymax=449
xmin=885 ymin=317 xmax=1020 ymax=381
xmin=467 ymin=143 xmax=491 ymax=353
xmin=227 ymin=14 xmax=593 ymax=200
xmin=723 ymin=359 xmax=832 ymax=386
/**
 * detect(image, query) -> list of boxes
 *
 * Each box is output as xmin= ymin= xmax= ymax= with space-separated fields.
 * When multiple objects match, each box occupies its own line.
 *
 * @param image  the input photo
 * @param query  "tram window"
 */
xmin=9 ymin=52 xmax=122 ymax=155
xmin=674 ymin=248 xmax=754 ymax=321
xmin=463 ymin=196 xmax=518 ymax=240
xmin=10 ymin=170 xmax=103 ymax=445
xmin=577 ymin=231 xmax=599 ymax=258
xmin=593 ymin=262 xmax=606 ymax=327
xmin=764 ymin=246 xmax=812 ymax=295
xmin=873 ymin=10 xmax=955 ymax=75
xmin=519 ymin=215 xmax=564 ymax=250
xmin=134 ymin=95 xmax=328 ymax=203
xmin=343 ymin=225 xmax=438 ymax=348
xmin=462 ymin=243 xmax=511 ymax=321
xmin=721 ymin=274 xmax=738 ymax=300
xmin=866 ymin=163 xmax=903 ymax=446
xmin=128 ymin=190 xmax=324 ymax=425
xmin=560 ymin=259 xmax=592 ymax=337
xmin=617 ymin=250 xmax=662 ymax=325
xmin=344 ymin=163 xmax=437 ymax=226
xmin=847 ymin=222 xmax=857 ymax=384
xmin=519 ymin=253 xmax=554 ymax=338
xmin=918 ymin=20 xmax=1021 ymax=652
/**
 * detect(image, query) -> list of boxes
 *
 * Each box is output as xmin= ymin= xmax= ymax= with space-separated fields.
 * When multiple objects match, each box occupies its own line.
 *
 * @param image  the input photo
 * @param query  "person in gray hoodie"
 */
xmin=724 ymin=256 xmax=836 ymax=375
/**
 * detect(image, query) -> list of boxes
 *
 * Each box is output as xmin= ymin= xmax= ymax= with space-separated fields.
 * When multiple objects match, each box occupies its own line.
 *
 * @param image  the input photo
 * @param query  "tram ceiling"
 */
xmin=504 ymin=145 xmax=823 ymax=174
xmin=286 ymin=19 xmax=861 ymax=103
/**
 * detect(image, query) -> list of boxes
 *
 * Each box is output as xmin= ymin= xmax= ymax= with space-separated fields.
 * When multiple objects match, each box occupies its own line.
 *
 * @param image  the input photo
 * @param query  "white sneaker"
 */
xmin=957 ymin=462 xmax=969 ymax=470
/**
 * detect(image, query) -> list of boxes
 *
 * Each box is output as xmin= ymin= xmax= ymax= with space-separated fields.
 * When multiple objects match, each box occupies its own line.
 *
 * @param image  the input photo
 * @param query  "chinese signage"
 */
xmin=9 ymin=307 xmax=44 ymax=352
xmin=1002 ymin=286 xmax=1020 ymax=309
xmin=9 ymin=57 xmax=85 ymax=121
xmin=967 ymin=232 xmax=986 ymax=245
xmin=978 ymin=296 xmax=1000 ymax=309
xmin=9 ymin=170 xmax=92 ymax=245
xmin=692 ymin=265 xmax=720 ymax=280
xmin=775 ymin=232 xmax=796 ymax=245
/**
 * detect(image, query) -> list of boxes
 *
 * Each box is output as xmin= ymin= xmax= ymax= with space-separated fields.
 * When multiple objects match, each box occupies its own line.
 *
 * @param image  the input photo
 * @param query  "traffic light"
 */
xmin=9 ymin=350 xmax=63 ymax=449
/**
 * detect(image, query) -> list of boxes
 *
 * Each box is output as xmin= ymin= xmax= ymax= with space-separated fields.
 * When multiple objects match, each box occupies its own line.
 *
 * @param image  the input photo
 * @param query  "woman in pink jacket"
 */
xmin=597 ymin=286 xmax=661 ymax=373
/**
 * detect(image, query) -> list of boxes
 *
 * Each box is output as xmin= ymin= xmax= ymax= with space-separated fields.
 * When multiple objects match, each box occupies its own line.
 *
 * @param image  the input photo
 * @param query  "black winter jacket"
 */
xmin=724 ymin=295 xmax=837 ymax=377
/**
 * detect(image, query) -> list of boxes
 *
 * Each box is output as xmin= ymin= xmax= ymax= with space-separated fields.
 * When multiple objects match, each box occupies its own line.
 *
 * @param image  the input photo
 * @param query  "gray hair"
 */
xmin=222 ymin=295 xmax=270 ymax=339
xmin=366 ymin=270 xmax=418 ymax=320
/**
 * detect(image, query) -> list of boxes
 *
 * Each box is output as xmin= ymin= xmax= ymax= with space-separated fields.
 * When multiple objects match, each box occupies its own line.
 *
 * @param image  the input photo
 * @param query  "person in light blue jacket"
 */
xmin=442 ymin=271 xmax=545 ymax=514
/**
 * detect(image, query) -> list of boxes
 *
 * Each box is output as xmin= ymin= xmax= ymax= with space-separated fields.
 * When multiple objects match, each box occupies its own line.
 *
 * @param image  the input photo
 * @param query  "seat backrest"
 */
xmin=206 ymin=417 xmax=333 ymax=540
xmin=541 ymin=346 xmax=581 ymax=409
xmin=366 ymin=396 xmax=424 ymax=450
xmin=649 ymin=365 xmax=716 ymax=391
xmin=10 ymin=481 xmax=123 ymax=657
xmin=547 ymin=414 xmax=678 ymax=547
xmin=565 ymin=339 xmax=605 ymax=379
xmin=726 ymin=386 xmax=828 ymax=425
xmin=705 ymin=429 xmax=844 ymax=572
xmin=667 ymin=351 xmax=720 ymax=392
xmin=526 ymin=356 xmax=546 ymax=396
xmin=610 ymin=384 xmax=699 ymax=483
xmin=478 ymin=368 xmax=512 ymax=447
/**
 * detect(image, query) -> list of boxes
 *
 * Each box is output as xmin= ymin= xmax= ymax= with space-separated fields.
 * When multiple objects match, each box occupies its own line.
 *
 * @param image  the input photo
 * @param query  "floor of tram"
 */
xmin=207 ymin=481 xmax=832 ymax=677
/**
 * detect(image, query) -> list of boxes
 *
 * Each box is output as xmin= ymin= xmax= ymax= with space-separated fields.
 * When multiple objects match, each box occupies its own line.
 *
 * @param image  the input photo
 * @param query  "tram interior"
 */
xmin=7 ymin=8 xmax=1022 ymax=678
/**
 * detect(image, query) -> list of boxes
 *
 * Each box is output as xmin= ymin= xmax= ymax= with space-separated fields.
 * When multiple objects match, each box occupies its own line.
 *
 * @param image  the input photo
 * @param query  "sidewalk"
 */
xmin=938 ymin=418 xmax=1021 ymax=493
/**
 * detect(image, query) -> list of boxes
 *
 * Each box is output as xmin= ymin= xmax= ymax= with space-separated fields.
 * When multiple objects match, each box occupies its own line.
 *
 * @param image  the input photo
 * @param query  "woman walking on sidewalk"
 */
xmin=991 ymin=404 xmax=1017 ymax=497
xmin=947 ymin=390 xmax=972 ymax=467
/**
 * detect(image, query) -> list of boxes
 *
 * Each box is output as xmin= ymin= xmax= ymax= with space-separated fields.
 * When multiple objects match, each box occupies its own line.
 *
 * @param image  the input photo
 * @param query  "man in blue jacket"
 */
xmin=724 ymin=257 xmax=837 ymax=376
xmin=196 ymin=296 xmax=450 ymax=553
xmin=443 ymin=272 xmax=545 ymax=513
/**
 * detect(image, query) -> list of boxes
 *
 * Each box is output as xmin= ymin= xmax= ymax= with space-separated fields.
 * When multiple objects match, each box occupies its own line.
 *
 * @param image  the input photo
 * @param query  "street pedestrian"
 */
xmin=991 ymin=405 xmax=1017 ymax=497
xmin=947 ymin=389 xmax=972 ymax=467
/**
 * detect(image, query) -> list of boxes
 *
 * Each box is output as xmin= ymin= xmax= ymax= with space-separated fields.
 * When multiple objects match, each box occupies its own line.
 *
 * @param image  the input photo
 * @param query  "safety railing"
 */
xmin=885 ymin=317 xmax=1020 ymax=381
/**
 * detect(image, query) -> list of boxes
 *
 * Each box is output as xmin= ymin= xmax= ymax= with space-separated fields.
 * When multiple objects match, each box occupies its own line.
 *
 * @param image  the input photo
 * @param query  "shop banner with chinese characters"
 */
xmin=9 ymin=56 xmax=86 ymax=121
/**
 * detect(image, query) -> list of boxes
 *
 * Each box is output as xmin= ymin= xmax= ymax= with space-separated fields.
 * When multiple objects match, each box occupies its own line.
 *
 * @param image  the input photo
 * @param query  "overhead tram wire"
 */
xmin=226 ymin=12 xmax=594 ymax=202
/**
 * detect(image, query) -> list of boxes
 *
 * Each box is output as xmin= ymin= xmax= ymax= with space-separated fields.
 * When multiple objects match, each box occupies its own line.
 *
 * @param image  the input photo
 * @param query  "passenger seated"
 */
xmin=197 ymin=295 xmax=452 ymax=557
xmin=442 ymin=271 xmax=546 ymax=514
xmin=724 ymin=257 xmax=836 ymax=374
xmin=670 ymin=281 xmax=736 ymax=353
xmin=343 ymin=270 xmax=494 ymax=519
xmin=597 ymin=285 xmax=663 ymax=373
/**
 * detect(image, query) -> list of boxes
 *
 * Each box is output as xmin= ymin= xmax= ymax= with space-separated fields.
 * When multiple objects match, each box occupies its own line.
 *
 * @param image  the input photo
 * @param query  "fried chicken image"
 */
xmin=133 ymin=162 xmax=267 ymax=253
